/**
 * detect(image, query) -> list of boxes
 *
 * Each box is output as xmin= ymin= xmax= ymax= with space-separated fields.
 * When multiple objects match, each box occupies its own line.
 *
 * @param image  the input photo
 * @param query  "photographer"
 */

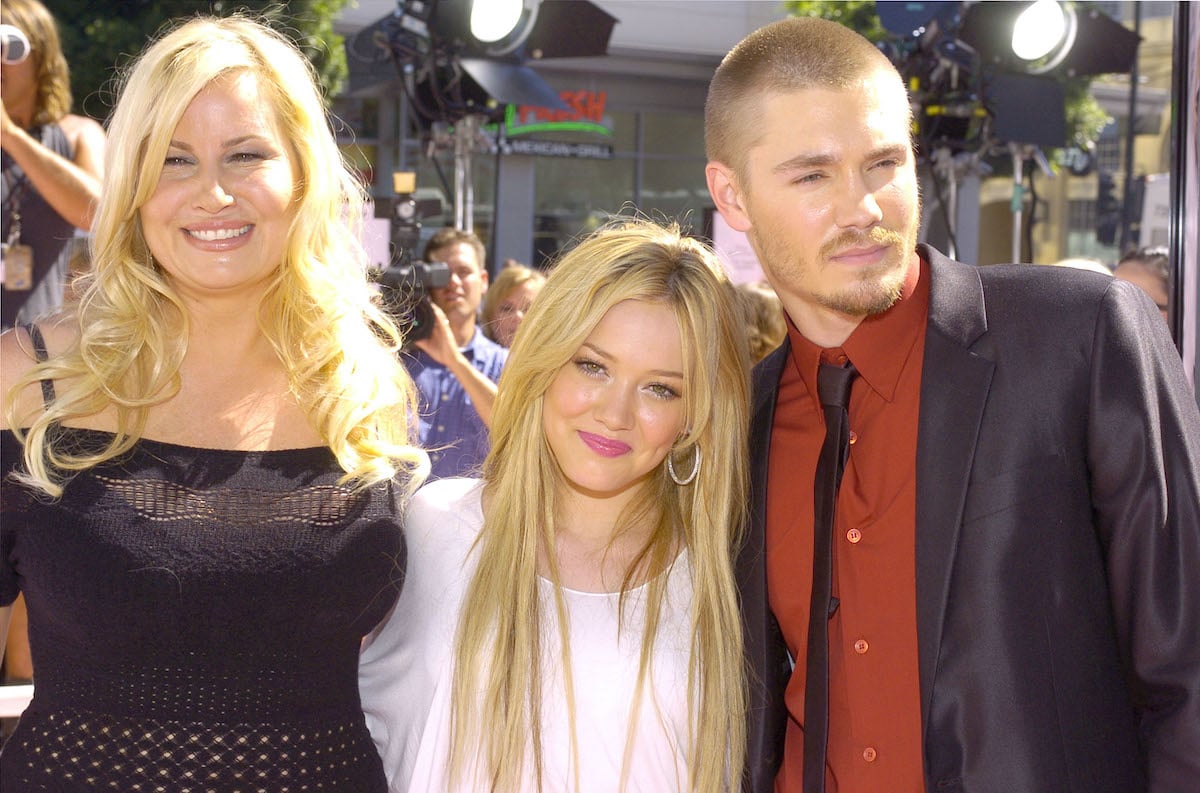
xmin=1 ymin=0 xmax=105 ymax=330
xmin=405 ymin=228 xmax=507 ymax=479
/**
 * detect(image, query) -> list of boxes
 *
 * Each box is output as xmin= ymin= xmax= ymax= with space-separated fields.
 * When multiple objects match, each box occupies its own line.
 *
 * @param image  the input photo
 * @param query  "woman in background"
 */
xmin=1 ymin=16 xmax=425 ymax=790
xmin=480 ymin=261 xmax=546 ymax=347
xmin=361 ymin=218 xmax=750 ymax=792
xmin=1 ymin=0 xmax=106 ymax=330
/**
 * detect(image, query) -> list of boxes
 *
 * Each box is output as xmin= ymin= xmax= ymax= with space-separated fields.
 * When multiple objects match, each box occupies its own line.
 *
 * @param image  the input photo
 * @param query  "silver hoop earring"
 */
xmin=667 ymin=444 xmax=702 ymax=486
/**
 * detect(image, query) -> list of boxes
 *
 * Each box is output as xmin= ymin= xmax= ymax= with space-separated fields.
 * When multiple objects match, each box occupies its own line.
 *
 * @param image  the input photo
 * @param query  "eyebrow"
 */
xmin=166 ymin=135 xmax=267 ymax=152
xmin=772 ymin=143 xmax=910 ymax=174
xmin=580 ymin=342 xmax=685 ymax=379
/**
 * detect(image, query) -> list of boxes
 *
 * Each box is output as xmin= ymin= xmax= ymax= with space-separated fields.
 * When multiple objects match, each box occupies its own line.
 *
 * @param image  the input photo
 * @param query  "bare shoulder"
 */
xmin=58 ymin=113 xmax=105 ymax=144
xmin=0 ymin=316 xmax=77 ymax=431
xmin=58 ymin=113 xmax=106 ymax=174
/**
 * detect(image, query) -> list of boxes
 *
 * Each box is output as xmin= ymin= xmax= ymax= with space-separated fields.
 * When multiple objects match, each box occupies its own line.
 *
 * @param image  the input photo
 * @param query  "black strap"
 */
xmin=21 ymin=322 xmax=56 ymax=407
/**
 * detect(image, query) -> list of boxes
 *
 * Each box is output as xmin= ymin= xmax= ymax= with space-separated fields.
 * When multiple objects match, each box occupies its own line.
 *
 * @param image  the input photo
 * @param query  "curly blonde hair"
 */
xmin=7 ymin=15 xmax=427 ymax=496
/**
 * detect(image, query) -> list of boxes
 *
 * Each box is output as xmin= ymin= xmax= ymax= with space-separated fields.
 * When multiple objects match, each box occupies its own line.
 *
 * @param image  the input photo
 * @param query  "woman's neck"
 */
xmin=546 ymin=492 xmax=663 ymax=593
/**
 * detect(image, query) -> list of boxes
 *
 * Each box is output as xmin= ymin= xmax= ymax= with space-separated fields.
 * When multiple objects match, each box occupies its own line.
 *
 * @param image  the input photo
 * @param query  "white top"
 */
xmin=358 ymin=477 xmax=696 ymax=793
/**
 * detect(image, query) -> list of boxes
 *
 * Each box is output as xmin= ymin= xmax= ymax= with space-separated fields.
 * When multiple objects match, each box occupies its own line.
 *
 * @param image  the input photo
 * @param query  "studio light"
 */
xmin=1010 ymin=0 xmax=1076 ymax=71
xmin=469 ymin=0 xmax=538 ymax=55
xmin=959 ymin=0 xmax=1139 ymax=79
xmin=345 ymin=0 xmax=616 ymax=124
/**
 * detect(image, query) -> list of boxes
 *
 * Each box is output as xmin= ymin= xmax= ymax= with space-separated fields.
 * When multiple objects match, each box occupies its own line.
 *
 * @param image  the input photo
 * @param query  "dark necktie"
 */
xmin=803 ymin=361 xmax=858 ymax=793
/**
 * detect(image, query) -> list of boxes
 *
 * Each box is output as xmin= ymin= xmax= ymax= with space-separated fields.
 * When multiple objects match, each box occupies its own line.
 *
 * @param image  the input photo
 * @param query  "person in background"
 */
xmin=1 ymin=0 xmax=105 ymax=330
xmin=360 ymin=219 xmax=750 ymax=793
xmin=1 ymin=0 xmax=106 ymax=715
xmin=704 ymin=16 xmax=1200 ymax=793
xmin=480 ymin=260 xmax=546 ymax=347
xmin=1113 ymin=245 xmax=1170 ymax=323
xmin=405 ymin=228 xmax=507 ymax=479
xmin=1 ymin=15 xmax=427 ymax=789
xmin=737 ymin=279 xmax=787 ymax=364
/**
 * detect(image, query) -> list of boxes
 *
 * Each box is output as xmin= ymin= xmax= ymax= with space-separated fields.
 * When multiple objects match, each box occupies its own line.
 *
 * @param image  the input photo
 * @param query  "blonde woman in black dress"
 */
xmin=0 ymin=16 xmax=426 ymax=791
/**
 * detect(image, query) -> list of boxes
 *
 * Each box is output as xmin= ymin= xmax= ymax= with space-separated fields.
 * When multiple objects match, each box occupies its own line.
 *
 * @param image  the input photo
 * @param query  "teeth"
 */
xmin=187 ymin=225 xmax=250 ymax=241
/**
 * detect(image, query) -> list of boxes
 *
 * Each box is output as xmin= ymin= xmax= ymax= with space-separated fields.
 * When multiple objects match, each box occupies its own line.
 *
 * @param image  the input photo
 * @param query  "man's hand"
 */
xmin=413 ymin=302 xmax=458 ymax=366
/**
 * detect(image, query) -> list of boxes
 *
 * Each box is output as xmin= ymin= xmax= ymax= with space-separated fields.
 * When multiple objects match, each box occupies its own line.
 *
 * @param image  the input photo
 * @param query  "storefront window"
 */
xmin=640 ymin=157 xmax=710 ymax=234
xmin=533 ymin=156 xmax=635 ymax=263
xmin=641 ymin=111 xmax=705 ymax=157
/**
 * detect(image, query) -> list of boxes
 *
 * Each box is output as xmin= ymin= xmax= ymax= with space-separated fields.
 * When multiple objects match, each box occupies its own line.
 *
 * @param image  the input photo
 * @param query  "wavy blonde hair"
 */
xmin=1 ymin=0 xmax=72 ymax=125
xmin=7 ymin=15 xmax=428 ymax=496
xmin=449 ymin=218 xmax=749 ymax=792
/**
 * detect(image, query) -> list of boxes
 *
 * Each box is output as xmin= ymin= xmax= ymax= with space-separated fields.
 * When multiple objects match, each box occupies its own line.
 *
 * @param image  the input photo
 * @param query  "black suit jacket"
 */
xmin=740 ymin=246 xmax=1200 ymax=793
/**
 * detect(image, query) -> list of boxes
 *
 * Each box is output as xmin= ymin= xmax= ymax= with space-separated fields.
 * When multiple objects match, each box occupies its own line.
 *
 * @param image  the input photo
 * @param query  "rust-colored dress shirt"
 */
xmin=768 ymin=257 xmax=929 ymax=793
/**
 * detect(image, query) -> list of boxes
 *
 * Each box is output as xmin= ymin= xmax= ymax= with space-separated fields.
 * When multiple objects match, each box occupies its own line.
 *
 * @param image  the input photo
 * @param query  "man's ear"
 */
xmin=705 ymin=161 xmax=753 ymax=232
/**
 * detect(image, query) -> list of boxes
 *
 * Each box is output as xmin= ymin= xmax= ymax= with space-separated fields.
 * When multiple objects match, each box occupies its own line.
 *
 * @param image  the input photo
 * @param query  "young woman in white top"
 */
xmin=360 ymin=218 xmax=751 ymax=792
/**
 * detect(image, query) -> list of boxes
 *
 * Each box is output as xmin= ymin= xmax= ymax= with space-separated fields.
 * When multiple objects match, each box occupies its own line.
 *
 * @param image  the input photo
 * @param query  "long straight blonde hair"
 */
xmin=6 ymin=15 xmax=427 ymax=496
xmin=448 ymin=218 xmax=750 ymax=792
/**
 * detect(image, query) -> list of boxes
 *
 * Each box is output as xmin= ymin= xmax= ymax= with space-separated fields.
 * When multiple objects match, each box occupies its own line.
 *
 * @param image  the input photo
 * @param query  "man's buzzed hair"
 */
xmin=705 ymin=17 xmax=909 ymax=178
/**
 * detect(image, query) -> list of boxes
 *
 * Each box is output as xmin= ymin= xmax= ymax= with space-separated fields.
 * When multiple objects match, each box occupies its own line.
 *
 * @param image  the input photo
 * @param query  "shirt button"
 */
xmin=853 ymin=639 xmax=869 ymax=654
xmin=862 ymin=746 xmax=877 ymax=763
xmin=848 ymin=430 xmax=858 ymax=445
xmin=437 ymin=425 xmax=445 ymax=432
xmin=846 ymin=528 xmax=862 ymax=543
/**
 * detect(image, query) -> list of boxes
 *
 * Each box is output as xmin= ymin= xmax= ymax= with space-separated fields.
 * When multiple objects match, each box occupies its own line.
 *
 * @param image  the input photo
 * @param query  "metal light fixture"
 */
xmin=346 ymin=0 xmax=615 ymax=120
xmin=1010 ymin=0 xmax=1077 ymax=73
xmin=959 ymin=0 xmax=1138 ymax=79
xmin=469 ymin=0 xmax=539 ymax=56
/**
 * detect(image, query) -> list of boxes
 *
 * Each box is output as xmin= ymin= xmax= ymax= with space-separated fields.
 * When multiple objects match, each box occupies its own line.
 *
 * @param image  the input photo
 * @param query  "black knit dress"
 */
xmin=0 ymin=429 xmax=406 ymax=792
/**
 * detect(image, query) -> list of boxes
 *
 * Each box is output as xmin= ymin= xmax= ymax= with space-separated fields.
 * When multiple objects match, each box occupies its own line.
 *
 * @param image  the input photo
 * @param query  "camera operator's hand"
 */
xmin=412 ymin=301 xmax=457 ymax=367
xmin=413 ymin=302 xmax=499 ymax=429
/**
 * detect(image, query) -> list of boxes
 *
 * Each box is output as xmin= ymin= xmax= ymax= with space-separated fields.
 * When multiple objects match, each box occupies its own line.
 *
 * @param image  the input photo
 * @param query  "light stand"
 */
xmin=451 ymin=115 xmax=488 ymax=232
xmin=1010 ymin=143 xmax=1027 ymax=263
xmin=1008 ymin=142 xmax=1053 ymax=263
xmin=930 ymin=147 xmax=960 ymax=259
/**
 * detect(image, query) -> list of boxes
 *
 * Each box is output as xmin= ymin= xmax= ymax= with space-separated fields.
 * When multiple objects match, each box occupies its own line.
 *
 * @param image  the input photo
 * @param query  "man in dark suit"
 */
xmin=704 ymin=17 xmax=1200 ymax=793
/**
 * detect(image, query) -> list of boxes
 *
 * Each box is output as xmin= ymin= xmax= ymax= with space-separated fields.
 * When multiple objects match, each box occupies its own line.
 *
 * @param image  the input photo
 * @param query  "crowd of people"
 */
xmin=1 ymin=7 xmax=1198 ymax=793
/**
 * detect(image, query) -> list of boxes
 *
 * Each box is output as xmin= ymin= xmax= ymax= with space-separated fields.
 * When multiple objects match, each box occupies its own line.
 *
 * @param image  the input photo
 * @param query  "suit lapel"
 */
xmin=914 ymin=246 xmax=995 ymax=740
xmin=742 ymin=340 xmax=790 ymax=792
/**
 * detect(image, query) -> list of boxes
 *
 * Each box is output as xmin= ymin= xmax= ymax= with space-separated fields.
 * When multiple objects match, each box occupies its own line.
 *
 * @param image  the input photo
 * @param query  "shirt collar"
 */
xmin=459 ymin=326 xmax=484 ymax=359
xmin=786 ymin=251 xmax=929 ymax=405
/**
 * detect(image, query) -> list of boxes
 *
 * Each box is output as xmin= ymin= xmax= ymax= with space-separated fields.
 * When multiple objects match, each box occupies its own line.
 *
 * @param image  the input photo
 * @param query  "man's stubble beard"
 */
xmin=750 ymin=223 xmax=914 ymax=319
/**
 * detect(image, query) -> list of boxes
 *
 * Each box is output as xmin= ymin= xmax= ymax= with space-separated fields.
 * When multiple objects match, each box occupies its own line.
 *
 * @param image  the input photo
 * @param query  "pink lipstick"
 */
xmin=578 ymin=431 xmax=631 ymax=458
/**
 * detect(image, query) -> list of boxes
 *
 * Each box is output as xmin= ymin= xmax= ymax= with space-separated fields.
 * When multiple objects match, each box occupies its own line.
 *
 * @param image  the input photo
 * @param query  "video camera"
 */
xmin=373 ymin=172 xmax=449 ymax=345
